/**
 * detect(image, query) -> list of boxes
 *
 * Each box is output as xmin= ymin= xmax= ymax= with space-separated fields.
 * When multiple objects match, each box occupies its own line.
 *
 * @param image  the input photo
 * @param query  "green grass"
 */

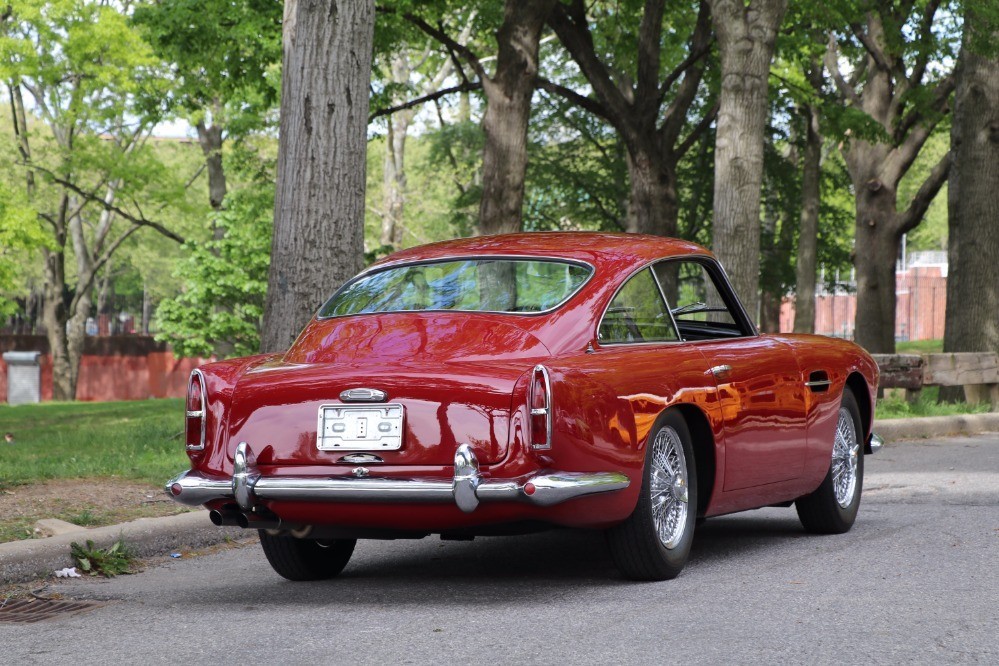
xmin=876 ymin=385 xmax=991 ymax=420
xmin=896 ymin=339 xmax=943 ymax=354
xmin=0 ymin=398 xmax=188 ymax=488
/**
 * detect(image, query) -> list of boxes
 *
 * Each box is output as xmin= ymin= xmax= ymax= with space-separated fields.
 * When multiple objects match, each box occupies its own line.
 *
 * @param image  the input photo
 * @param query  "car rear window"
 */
xmin=319 ymin=259 xmax=592 ymax=317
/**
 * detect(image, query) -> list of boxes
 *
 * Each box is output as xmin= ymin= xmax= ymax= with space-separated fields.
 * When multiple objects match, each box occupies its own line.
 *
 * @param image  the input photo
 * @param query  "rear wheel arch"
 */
xmin=672 ymin=404 xmax=716 ymax=517
xmin=845 ymin=372 xmax=873 ymax=441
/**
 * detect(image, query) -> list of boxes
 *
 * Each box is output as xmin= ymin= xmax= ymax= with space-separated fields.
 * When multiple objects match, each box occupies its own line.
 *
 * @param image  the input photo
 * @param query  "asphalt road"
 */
xmin=4 ymin=434 xmax=998 ymax=664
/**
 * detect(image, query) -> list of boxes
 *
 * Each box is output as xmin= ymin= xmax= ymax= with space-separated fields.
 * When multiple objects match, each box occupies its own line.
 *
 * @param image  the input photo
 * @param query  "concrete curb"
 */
xmin=2 ymin=413 xmax=995 ymax=584
xmin=875 ymin=413 xmax=999 ymax=442
xmin=0 ymin=510 xmax=240 ymax=584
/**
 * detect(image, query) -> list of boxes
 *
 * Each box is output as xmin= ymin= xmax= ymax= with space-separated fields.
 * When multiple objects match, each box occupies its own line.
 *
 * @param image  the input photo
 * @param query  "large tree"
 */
xmin=400 ymin=0 xmax=557 ymax=235
xmin=260 ymin=0 xmax=376 ymax=352
xmin=133 ymin=0 xmax=283 ymax=217
xmin=707 ymin=0 xmax=788 ymax=323
xmin=368 ymin=13 xmax=474 ymax=252
xmin=826 ymin=1 xmax=957 ymax=352
xmin=546 ymin=0 xmax=715 ymax=238
xmin=943 ymin=6 xmax=999 ymax=364
xmin=2 ymin=0 xmax=185 ymax=400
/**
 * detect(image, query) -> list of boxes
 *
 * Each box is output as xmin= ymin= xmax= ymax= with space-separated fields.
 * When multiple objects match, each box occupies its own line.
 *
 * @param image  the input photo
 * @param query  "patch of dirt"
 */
xmin=0 ymin=479 xmax=192 ymax=544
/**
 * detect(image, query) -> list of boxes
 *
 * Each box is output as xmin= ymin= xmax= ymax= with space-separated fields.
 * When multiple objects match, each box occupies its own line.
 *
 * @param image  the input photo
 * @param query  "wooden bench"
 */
xmin=872 ymin=352 xmax=999 ymax=410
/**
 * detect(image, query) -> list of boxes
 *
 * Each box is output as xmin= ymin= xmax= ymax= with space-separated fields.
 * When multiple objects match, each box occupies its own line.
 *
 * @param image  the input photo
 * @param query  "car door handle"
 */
xmin=709 ymin=364 xmax=732 ymax=379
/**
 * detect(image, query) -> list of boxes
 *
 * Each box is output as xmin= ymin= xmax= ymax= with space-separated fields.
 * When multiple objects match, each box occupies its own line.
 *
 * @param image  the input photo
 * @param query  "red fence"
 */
xmin=780 ymin=264 xmax=947 ymax=341
xmin=1 ymin=336 xmax=208 ymax=403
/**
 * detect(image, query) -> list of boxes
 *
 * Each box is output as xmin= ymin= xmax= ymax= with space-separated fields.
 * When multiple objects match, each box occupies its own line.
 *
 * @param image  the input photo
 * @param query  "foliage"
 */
xmin=0 ymin=399 xmax=188 ymax=486
xmin=70 ymin=539 xmax=137 ymax=577
xmin=155 ymin=149 xmax=274 ymax=358
xmin=0 ymin=180 xmax=48 ymax=315
xmin=131 ymin=0 xmax=282 ymax=135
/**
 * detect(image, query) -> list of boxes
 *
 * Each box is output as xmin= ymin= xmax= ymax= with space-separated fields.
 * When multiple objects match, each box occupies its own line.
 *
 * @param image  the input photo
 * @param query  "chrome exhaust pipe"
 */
xmin=236 ymin=512 xmax=282 ymax=530
xmin=209 ymin=509 xmax=242 ymax=527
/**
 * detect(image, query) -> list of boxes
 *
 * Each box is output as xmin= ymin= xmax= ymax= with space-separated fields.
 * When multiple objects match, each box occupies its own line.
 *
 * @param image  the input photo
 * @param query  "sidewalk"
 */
xmin=2 ymin=413 xmax=996 ymax=584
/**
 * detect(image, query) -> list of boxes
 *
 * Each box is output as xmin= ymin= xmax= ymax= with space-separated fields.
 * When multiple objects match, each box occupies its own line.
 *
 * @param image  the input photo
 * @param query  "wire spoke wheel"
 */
xmin=832 ymin=406 xmax=859 ymax=508
xmin=607 ymin=410 xmax=698 ymax=581
xmin=649 ymin=427 xmax=689 ymax=549
xmin=795 ymin=387 xmax=864 ymax=535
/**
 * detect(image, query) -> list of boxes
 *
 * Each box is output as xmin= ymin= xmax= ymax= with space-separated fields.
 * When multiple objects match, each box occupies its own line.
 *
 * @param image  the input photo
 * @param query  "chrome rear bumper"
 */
xmin=166 ymin=442 xmax=630 ymax=514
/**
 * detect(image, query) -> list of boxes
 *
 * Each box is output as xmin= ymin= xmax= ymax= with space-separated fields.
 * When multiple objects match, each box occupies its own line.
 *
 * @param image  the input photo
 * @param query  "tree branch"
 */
xmin=369 ymin=81 xmax=482 ymax=121
xmin=392 ymin=10 xmax=488 ymax=82
xmin=660 ymin=1 xmax=712 ymax=148
xmin=825 ymin=34 xmax=863 ymax=107
xmin=848 ymin=21 xmax=891 ymax=72
xmin=547 ymin=0 xmax=634 ymax=132
xmin=635 ymin=0 xmax=666 ymax=115
xmin=25 ymin=163 xmax=186 ymax=244
xmin=676 ymin=102 xmax=718 ymax=158
xmin=535 ymin=77 xmax=612 ymax=122
xmin=897 ymin=151 xmax=950 ymax=234
xmin=907 ymin=0 xmax=942 ymax=90
xmin=894 ymin=73 xmax=955 ymax=144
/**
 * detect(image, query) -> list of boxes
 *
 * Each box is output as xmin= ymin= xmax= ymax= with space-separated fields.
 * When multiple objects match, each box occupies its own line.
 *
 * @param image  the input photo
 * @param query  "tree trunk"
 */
xmin=196 ymin=118 xmax=227 ymax=217
xmin=624 ymin=148 xmax=678 ymax=237
xmin=261 ymin=0 xmax=375 ymax=353
xmin=943 ymin=28 xmax=999 ymax=363
xmin=381 ymin=108 xmax=412 ymax=249
xmin=793 ymin=100 xmax=822 ymax=334
xmin=41 ymin=246 xmax=76 ymax=401
xmin=852 ymin=185 xmax=900 ymax=352
xmin=708 ymin=0 xmax=787 ymax=325
xmin=477 ymin=0 xmax=556 ymax=236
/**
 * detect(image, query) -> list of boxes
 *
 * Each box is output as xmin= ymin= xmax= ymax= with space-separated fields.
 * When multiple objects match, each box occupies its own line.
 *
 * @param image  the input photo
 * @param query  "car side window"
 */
xmin=652 ymin=260 xmax=746 ymax=340
xmin=598 ymin=268 xmax=679 ymax=344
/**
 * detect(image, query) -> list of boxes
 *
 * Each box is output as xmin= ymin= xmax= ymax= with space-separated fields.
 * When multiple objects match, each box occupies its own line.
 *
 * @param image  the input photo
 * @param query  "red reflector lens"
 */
xmin=529 ymin=366 xmax=551 ymax=449
xmin=171 ymin=483 xmax=182 ymax=496
xmin=524 ymin=482 xmax=536 ymax=496
xmin=186 ymin=372 xmax=205 ymax=449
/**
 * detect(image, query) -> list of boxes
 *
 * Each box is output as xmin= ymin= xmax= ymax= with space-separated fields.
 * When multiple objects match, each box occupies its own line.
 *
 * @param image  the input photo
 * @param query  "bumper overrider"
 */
xmin=165 ymin=442 xmax=631 ymax=516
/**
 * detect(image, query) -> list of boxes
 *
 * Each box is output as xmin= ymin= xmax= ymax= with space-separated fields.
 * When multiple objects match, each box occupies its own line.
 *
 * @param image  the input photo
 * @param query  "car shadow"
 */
xmin=181 ymin=509 xmax=825 ymax=608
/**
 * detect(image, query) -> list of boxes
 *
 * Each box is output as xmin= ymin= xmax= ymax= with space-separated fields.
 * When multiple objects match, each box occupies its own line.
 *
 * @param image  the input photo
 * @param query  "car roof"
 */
xmin=371 ymin=232 xmax=714 ymax=272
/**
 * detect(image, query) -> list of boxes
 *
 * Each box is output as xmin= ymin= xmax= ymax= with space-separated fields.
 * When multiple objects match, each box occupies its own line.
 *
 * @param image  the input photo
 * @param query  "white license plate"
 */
xmin=316 ymin=403 xmax=404 ymax=451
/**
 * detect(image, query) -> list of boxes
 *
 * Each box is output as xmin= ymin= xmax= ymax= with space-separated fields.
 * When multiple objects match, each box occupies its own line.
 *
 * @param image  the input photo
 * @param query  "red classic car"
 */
xmin=166 ymin=232 xmax=882 ymax=581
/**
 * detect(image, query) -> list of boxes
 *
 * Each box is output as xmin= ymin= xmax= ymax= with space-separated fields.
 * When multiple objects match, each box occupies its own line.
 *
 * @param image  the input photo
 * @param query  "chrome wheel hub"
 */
xmin=832 ymin=407 xmax=859 ymax=508
xmin=649 ymin=426 xmax=689 ymax=550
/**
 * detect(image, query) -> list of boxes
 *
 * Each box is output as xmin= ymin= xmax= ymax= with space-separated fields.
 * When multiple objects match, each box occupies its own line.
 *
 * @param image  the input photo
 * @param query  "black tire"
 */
xmin=796 ymin=387 xmax=864 ymax=534
xmin=607 ymin=410 xmax=698 ymax=581
xmin=258 ymin=531 xmax=356 ymax=581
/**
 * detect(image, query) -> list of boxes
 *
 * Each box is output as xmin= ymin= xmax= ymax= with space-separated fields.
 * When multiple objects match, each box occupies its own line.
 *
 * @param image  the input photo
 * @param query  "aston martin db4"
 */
xmin=166 ymin=232 xmax=881 ymax=581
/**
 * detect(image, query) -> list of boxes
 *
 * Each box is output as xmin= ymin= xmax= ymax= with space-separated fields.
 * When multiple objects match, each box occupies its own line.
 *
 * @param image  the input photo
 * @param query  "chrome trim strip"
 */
xmin=339 ymin=388 xmax=388 ymax=403
xmin=804 ymin=379 xmax=833 ymax=388
xmin=337 ymin=453 xmax=385 ymax=464
xmin=165 ymin=446 xmax=631 ymax=513
xmin=186 ymin=369 xmax=207 ymax=451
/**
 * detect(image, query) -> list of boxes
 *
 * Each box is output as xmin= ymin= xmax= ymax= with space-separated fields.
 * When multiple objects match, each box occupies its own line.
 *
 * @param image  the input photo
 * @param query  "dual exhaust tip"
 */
xmin=209 ymin=508 xmax=281 ymax=530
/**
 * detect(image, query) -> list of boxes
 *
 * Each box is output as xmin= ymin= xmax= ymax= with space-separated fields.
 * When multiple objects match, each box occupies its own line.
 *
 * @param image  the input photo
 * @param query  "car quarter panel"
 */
xmin=550 ymin=344 xmax=723 ymax=518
